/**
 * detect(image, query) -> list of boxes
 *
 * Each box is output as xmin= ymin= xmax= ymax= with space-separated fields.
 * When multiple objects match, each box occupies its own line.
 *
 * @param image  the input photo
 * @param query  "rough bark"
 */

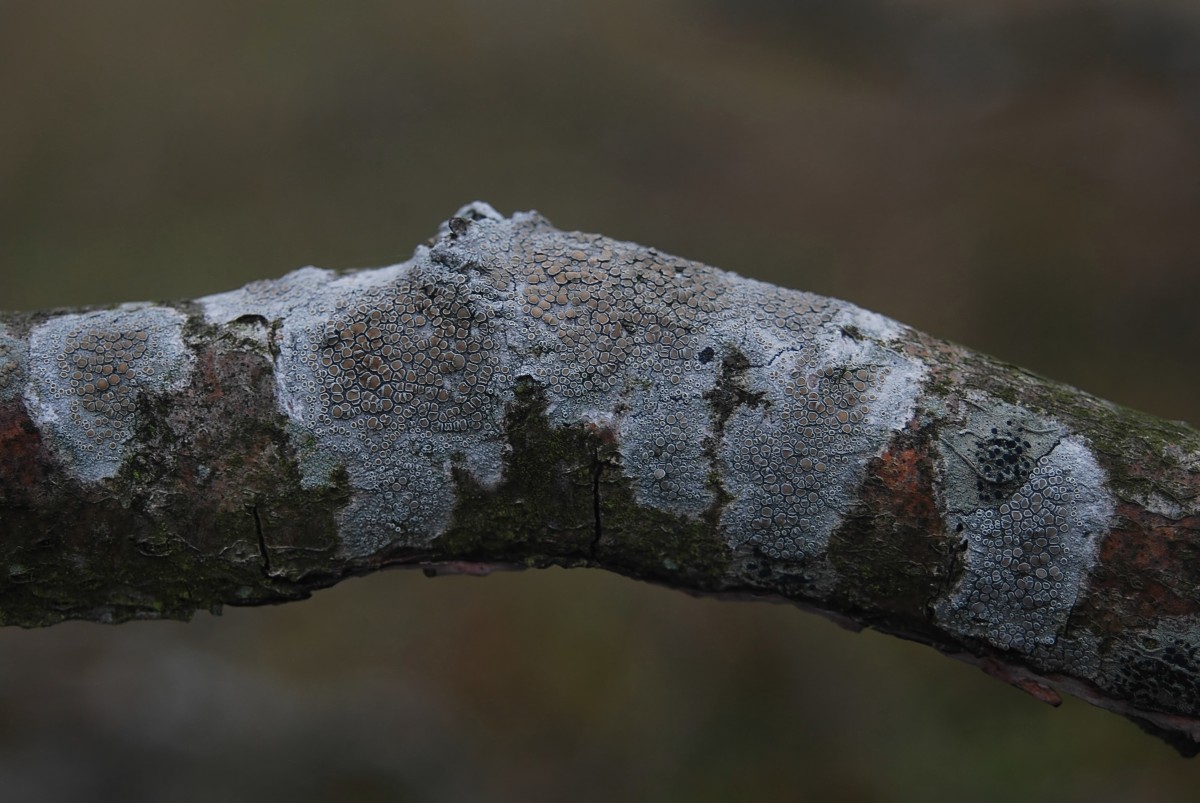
xmin=1 ymin=203 xmax=1197 ymax=754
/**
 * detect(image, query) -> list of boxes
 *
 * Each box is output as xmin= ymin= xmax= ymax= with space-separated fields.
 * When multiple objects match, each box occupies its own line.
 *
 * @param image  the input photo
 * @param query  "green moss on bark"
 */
xmin=593 ymin=465 xmax=733 ymax=589
xmin=439 ymin=376 xmax=733 ymax=589
xmin=827 ymin=423 xmax=964 ymax=638
xmin=437 ymin=376 xmax=597 ymax=565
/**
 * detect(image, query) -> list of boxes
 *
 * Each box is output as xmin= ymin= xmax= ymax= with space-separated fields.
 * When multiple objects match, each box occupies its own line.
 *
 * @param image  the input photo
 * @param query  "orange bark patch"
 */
xmin=0 ymin=400 xmax=51 ymax=496
xmin=1090 ymin=503 xmax=1200 ymax=622
xmin=828 ymin=426 xmax=960 ymax=629
xmin=866 ymin=440 xmax=941 ymax=525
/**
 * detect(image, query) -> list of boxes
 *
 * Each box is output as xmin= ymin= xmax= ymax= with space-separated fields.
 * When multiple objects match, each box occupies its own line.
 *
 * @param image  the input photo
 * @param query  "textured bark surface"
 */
xmin=1 ymin=203 xmax=1197 ymax=754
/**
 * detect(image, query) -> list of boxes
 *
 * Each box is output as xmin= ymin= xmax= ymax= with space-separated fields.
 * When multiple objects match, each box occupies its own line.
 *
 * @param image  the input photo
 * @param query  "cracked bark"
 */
xmin=0 ymin=203 xmax=1198 ymax=755
xmin=251 ymin=504 xmax=272 ymax=578
xmin=590 ymin=445 xmax=603 ymax=560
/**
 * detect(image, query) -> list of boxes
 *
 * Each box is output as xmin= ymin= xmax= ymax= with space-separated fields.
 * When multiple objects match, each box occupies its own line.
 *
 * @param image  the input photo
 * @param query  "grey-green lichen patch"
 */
xmin=24 ymin=305 xmax=193 ymax=482
xmin=430 ymin=210 xmax=733 ymax=518
xmin=936 ymin=435 xmax=1113 ymax=653
xmin=1100 ymin=614 xmax=1200 ymax=718
xmin=937 ymin=399 xmax=1063 ymax=513
xmin=431 ymin=207 xmax=927 ymax=562
xmin=717 ymin=278 xmax=926 ymax=565
xmin=197 ymin=266 xmax=338 ymax=326
xmin=254 ymin=204 xmax=926 ymax=564
xmin=268 ymin=249 xmax=513 ymax=559
xmin=0 ymin=324 xmax=25 ymax=401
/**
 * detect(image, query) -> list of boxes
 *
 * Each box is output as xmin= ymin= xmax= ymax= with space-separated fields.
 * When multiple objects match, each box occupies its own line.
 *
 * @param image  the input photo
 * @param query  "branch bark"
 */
xmin=1 ymin=203 xmax=1197 ymax=754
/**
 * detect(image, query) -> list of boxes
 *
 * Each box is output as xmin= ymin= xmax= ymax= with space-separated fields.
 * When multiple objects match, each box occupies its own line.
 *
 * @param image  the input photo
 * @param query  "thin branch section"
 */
xmin=1 ymin=203 xmax=1198 ymax=753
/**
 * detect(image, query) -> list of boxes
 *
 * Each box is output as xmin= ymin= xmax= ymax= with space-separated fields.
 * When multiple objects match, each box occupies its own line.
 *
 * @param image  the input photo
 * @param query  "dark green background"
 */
xmin=2 ymin=2 xmax=1198 ymax=800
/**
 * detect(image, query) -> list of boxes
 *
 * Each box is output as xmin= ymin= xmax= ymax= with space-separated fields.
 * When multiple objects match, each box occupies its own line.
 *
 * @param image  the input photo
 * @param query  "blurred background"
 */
xmin=2 ymin=1 xmax=1199 ymax=800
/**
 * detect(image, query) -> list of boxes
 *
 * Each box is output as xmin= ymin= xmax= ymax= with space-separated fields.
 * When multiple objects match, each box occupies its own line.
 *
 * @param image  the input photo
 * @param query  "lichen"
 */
xmin=198 ymin=266 xmax=338 ymax=324
xmin=191 ymin=206 xmax=932 ymax=580
xmin=717 ymin=304 xmax=925 ymax=566
xmin=935 ymin=436 xmax=1112 ymax=653
xmin=240 ymin=252 xmax=513 ymax=560
xmin=434 ymin=209 xmax=732 ymax=519
xmin=433 ymin=210 xmax=926 ymax=574
xmin=936 ymin=399 xmax=1063 ymax=514
xmin=1101 ymin=614 xmax=1200 ymax=718
xmin=24 ymin=305 xmax=194 ymax=482
xmin=0 ymin=310 xmax=357 ymax=627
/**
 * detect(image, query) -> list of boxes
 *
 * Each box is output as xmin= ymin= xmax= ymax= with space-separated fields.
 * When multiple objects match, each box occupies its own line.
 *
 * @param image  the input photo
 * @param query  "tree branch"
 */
xmin=1 ymin=203 xmax=1197 ymax=754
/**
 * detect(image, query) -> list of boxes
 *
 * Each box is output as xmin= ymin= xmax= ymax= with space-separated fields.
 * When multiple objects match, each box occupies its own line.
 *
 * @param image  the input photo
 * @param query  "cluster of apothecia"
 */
xmin=54 ymin=327 xmax=151 ymax=445
xmin=716 ymin=275 xmax=904 ymax=563
xmin=646 ymin=410 xmax=692 ymax=488
xmin=750 ymin=291 xmax=838 ymax=335
xmin=506 ymin=231 xmax=724 ymax=394
xmin=305 ymin=276 xmax=499 ymax=436
xmin=956 ymin=454 xmax=1082 ymax=651
xmin=1108 ymin=623 xmax=1200 ymax=716
xmin=26 ymin=307 xmax=189 ymax=481
xmin=972 ymin=421 xmax=1039 ymax=504
xmin=741 ymin=355 xmax=882 ymax=560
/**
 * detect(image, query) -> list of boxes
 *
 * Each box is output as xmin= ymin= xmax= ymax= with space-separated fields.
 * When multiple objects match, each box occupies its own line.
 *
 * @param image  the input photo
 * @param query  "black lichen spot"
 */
xmin=973 ymin=423 xmax=1037 ymax=504
xmin=1109 ymin=634 xmax=1200 ymax=725
xmin=698 ymin=346 xmax=715 ymax=365
xmin=448 ymin=216 xmax=470 ymax=238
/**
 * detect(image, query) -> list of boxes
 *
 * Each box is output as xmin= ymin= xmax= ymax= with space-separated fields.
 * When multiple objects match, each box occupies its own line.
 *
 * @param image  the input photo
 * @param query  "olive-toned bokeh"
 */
xmin=2 ymin=2 xmax=1198 ymax=801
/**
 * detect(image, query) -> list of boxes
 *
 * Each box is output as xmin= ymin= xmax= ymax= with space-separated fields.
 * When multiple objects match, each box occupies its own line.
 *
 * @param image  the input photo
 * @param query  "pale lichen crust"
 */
xmin=437 ymin=208 xmax=926 ymax=563
xmin=200 ymin=227 xmax=514 ymax=558
xmin=25 ymin=306 xmax=193 ymax=482
xmin=284 ymin=265 xmax=511 ymax=558
xmin=197 ymin=266 xmax=337 ymax=325
xmin=717 ymin=286 xmax=925 ymax=567
xmin=0 ymin=324 xmax=25 ymax=402
xmin=936 ymin=413 xmax=1113 ymax=653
